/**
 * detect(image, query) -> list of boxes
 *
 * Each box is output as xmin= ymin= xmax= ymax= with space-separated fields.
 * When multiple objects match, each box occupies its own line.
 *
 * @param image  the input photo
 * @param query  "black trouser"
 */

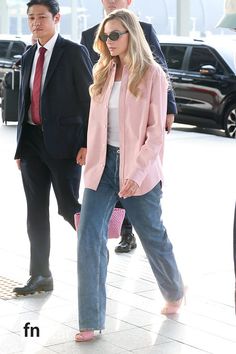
xmin=115 ymin=200 xmax=133 ymax=236
xmin=20 ymin=124 xmax=81 ymax=277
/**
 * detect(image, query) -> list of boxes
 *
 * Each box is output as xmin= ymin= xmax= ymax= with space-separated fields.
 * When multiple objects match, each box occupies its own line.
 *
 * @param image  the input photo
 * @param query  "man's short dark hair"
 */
xmin=27 ymin=0 xmax=60 ymax=16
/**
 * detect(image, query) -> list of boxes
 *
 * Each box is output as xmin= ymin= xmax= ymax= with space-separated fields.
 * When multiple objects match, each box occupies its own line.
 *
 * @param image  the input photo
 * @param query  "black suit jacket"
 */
xmin=15 ymin=35 xmax=93 ymax=159
xmin=81 ymin=22 xmax=177 ymax=115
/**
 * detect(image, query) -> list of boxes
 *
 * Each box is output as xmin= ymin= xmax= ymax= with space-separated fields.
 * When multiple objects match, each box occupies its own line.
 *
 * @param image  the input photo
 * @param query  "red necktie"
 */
xmin=31 ymin=47 xmax=47 ymax=125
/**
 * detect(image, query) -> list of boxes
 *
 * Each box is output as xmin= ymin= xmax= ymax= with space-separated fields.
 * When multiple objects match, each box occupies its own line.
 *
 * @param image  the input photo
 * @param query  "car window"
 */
xmin=10 ymin=42 xmax=25 ymax=59
xmin=189 ymin=47 xmax=224 ymax=74
xmin=161 ymin=45 xmax=187 ymax=70
xmin=0 ymin=41 xmax=10 ymax=58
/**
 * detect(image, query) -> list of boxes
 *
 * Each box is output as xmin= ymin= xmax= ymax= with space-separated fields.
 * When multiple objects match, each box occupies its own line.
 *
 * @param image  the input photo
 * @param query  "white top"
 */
xmin=107 ymin=81 xmax=121 ymax=147
xmin=28 ymin=32 xmax=58 ymax=123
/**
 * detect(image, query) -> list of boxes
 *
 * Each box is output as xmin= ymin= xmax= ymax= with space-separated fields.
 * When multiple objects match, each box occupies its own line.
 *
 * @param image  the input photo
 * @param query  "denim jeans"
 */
xmin=77 ymin=145 xmax=184 ymax=330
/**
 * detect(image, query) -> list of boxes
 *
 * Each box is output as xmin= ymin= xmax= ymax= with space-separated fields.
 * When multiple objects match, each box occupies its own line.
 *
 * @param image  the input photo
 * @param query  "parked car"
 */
xmin=159 ymin=36 xmax=236 ymax=138
xmin=0 ymin=35 xmax=29 ymax=97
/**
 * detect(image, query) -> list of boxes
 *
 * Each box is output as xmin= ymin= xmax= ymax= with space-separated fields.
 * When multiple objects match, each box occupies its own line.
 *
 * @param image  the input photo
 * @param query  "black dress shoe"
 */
xmin=115 ymin=233 xmax=137 ymax=253
xmin=13 ymin=275 xmax=53 ymax=295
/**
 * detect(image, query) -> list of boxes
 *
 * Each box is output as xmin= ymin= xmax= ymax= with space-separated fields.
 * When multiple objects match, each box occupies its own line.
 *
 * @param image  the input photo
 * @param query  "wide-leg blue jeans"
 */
xmin=77 ymin=145 xmax=184 ymax=330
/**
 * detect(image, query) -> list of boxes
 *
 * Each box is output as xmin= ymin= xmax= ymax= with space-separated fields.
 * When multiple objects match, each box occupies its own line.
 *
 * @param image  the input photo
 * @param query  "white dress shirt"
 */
xmin=28 ymin=32 xmax=58 ymax=123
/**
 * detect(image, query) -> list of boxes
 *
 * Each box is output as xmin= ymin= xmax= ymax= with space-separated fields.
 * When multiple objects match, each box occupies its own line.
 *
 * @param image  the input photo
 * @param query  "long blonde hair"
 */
xmin=90 ymin=9 xmax=157 ymax=98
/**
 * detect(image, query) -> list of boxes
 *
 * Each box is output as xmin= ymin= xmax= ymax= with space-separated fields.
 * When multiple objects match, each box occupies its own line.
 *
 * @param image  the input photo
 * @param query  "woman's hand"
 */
xmin=118 ymin=179 xmax=139 ymax=199
xmin=16 ymin=159 xmax=21 ymax=170
xmin=76 ymin=148 xmax=87 ymax=166
xmin=166 ymin=114 xmax=174 ymax=133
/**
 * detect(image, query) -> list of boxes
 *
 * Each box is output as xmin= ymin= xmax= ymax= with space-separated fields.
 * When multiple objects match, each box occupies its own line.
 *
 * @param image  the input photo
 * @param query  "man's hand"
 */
xmin=76 ymin=148 xmax=87 ymax=166
xmin=118 ymin=179 xmax=139 ymax=199
xmin=16 ymin=159 xmax=21 ymax=170
xmin=166 ymin=114 xmax=175 ymax=133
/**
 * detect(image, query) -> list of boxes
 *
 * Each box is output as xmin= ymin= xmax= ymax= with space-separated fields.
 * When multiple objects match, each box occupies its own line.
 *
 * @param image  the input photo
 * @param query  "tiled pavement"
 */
xmin=0 ymin=122 xmax=236 ymax=353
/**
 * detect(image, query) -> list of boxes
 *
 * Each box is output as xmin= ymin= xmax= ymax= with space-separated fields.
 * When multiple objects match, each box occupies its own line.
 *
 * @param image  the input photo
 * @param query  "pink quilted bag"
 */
xmin=74 ymin=208 xmax=126 ymax=239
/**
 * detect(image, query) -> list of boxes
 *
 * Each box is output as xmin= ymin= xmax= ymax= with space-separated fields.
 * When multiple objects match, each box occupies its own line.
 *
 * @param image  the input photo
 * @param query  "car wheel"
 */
xmin=224 ymin=105 xmax=236 ymax=138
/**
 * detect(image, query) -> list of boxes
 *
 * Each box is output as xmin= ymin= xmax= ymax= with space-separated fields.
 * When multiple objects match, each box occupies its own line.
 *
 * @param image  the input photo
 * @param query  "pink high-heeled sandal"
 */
xmin=161 ymin=288 xmax=187 ymax=315
xmin=161 ymin=298 xmax=184 ymax=315
xmin=75 ymin=330 xmax=95 ymax=342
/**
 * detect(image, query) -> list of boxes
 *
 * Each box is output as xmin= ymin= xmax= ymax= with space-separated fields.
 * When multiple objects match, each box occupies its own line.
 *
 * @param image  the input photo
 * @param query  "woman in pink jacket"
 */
xmin=75 ymin=9 xmax=184 ymax=342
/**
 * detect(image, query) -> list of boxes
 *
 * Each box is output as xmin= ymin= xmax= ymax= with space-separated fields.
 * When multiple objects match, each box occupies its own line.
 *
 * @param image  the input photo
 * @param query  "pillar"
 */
xmin=176 ymin=0 xmax=190 ymax=36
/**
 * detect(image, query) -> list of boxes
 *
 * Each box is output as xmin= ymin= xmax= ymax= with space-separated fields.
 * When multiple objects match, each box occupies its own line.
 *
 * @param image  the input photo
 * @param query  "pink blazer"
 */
xmin=84 ymin=62 xmax=168 ymax=196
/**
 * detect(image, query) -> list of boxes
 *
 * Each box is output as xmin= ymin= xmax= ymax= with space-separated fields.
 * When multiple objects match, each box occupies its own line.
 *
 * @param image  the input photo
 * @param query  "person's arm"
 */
xmin=80 ymin=30 xmax=87 ymax=47
xmin=74 ymin=45 xmax=93 ymax=148
xmin=127 ymin=66 xmax=168 ymax=188
xmin=81 ymin=28 xmax=99 ymax=66
xmin=148 ymin=25 xmax=177 ymax=116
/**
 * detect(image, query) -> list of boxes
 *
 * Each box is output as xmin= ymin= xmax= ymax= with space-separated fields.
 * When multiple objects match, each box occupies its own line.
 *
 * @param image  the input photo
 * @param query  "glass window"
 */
xmin=161 ymin=45 xmax=187 ymax=70
xmin=189 ymin=47 xmax=224 ymax=74
xmin=0 ymin=41 xmax=10 ymax=58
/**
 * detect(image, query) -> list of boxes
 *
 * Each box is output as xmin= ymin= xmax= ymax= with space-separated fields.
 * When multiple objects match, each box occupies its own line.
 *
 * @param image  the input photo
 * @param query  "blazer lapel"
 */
xmin=20 ymin=45 xmax=37 ymax=117
xmin=22 ymin=45 xmax=37 ymax=95
xmin=43 ymin=35 xmax=65 ymax=92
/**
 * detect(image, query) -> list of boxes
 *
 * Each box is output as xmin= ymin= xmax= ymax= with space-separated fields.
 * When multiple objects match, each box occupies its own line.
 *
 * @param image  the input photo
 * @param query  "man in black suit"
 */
xmin=13 ymin=0 xmax=92 ymax=295
xmin=81 ymin=0 xmax=177 ymax=253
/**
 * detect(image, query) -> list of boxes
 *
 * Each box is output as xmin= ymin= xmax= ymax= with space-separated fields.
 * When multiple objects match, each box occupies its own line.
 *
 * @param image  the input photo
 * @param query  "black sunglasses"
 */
xmin=99 ymin=30 xmax=128 ymax=42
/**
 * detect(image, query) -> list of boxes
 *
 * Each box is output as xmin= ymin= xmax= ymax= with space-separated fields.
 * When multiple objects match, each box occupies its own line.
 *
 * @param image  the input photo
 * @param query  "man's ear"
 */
xmin=54 ymin=13 xmax=61 ymax=25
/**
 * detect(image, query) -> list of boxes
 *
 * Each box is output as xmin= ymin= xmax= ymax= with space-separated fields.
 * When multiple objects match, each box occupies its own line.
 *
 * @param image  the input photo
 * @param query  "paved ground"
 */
xmin=0 ymin=121 xmax=235 ymax=354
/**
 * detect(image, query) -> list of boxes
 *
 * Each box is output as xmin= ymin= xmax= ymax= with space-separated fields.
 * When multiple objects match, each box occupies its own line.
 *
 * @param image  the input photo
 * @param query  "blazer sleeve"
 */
xmin=74 ymin=45 xmax=93 ymax=148
xmin=81 ymin=28 xmax=99 ymax=66
xmin=128 ymin=67 xmax=168 ymax=187
xmin=81 ymin=30 xmax=88 ymax=48
xmin=147 ymin=25 xmax=177 ymax=115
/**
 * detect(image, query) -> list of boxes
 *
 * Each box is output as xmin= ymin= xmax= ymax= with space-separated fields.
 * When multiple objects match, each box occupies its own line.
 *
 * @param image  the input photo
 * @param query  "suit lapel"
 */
xmin=43 ymin=35 xmax=65 ymax=92
xmin=22 ymin=45 xmax=37 ymax=95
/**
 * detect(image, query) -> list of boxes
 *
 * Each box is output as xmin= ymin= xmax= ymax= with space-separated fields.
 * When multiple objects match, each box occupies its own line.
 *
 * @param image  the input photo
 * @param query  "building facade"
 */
xmin=0 ymin=0 xmax=233 ymax=41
